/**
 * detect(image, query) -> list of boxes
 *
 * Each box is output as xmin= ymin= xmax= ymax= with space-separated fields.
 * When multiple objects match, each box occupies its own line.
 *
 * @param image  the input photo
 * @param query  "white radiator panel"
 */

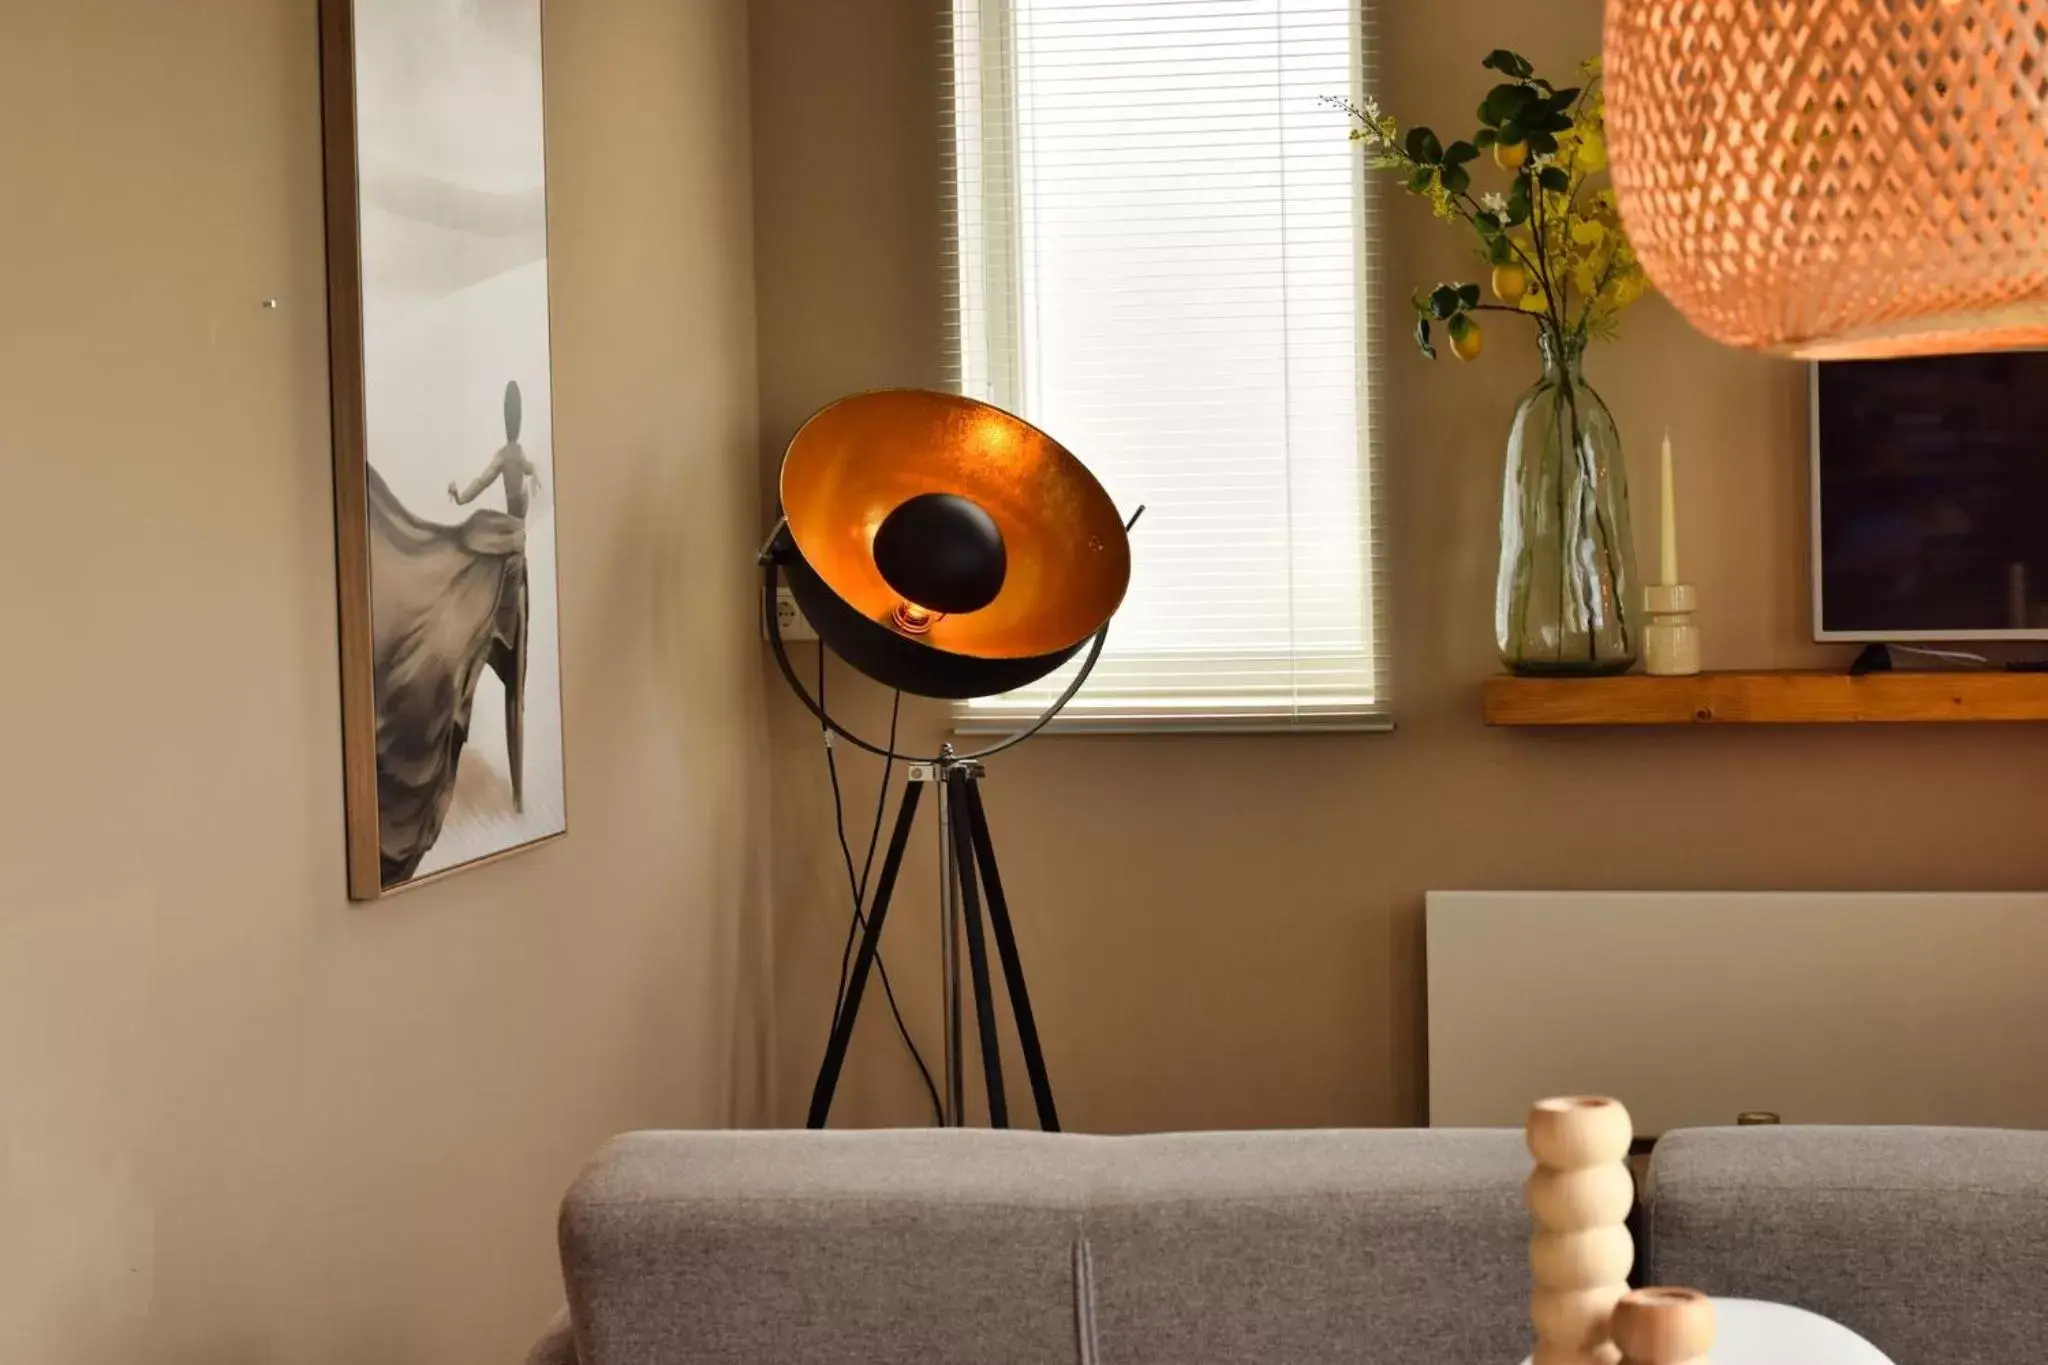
xmin=1426 ymin=891 xmax=2048 ymax=1133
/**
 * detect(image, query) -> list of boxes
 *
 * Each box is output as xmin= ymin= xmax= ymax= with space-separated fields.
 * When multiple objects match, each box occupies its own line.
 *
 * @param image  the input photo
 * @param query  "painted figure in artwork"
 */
xmin=450 ymin=381 xmax=544 ymax=520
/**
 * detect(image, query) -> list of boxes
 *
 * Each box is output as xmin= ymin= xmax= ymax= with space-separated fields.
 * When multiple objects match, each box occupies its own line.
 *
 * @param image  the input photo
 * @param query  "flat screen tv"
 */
xmin=1812 ymin=353 xmax=2048 ymax=642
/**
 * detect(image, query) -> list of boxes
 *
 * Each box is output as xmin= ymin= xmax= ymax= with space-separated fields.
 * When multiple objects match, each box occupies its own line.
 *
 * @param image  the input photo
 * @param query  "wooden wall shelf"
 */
xmin=1483 ymin=669 xmax=2048 ymax=727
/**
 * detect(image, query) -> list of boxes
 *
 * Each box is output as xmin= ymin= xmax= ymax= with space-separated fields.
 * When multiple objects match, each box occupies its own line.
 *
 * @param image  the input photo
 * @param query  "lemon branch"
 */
xmin=1344 ymin=48 xmax=1644 ymax=362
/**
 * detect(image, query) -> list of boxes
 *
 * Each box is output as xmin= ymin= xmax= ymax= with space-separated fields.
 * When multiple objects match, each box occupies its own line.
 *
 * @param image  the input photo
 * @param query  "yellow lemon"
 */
xmin=1491 ymin=263 xmax=1528 ymax=304
xmin=1494 ymin=139 xmax=1530 ymax=172
xmin=1449 ymin=318 xmax=1484 ymax=362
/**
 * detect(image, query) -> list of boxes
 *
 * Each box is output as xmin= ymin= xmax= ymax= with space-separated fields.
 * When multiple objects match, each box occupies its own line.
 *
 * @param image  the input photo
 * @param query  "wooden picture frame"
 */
xmin=320 ymin=0 xmax=566 ymax=900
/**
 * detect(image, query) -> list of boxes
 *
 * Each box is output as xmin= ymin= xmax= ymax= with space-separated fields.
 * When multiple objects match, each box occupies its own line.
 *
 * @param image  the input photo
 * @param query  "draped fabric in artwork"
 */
xmin=365 ymin=464 xmax=528 ymax=884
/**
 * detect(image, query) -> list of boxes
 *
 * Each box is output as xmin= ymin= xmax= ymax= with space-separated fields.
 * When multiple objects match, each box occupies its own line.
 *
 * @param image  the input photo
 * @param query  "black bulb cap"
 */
xmin=872 ymin=492 xmax=1007 ymax=615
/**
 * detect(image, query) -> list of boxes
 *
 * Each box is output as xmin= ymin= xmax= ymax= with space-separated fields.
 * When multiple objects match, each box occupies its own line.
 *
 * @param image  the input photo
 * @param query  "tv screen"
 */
xmin=1814 ymin=352 xmax=2048 ymax=640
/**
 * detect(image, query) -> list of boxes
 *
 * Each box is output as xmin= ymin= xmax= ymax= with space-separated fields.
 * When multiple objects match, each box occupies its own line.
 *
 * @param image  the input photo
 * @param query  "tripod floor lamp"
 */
xmin=759 ymin=389 xmax=1133 ymax=1132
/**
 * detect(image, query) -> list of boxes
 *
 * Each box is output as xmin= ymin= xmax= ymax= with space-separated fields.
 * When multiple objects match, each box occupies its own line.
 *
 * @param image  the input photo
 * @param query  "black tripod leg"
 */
xmin=947 ymin=768 xmax=1009 ymax=1128
xmin=807 ymin=778 xmax=925 ymax=1129
xmin=962 ymin=778 xmax=1059 ymax=1133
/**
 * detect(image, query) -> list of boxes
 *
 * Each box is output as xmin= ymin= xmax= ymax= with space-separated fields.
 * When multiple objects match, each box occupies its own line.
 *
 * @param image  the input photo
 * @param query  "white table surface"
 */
xmin=1519 ymin=1298 xmax=1895 ymax=1364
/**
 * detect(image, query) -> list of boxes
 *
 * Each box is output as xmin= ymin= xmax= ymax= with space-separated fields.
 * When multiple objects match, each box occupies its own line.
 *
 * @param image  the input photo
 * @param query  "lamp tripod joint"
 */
xmin=908 ymin=745 xmax=982 ymax=785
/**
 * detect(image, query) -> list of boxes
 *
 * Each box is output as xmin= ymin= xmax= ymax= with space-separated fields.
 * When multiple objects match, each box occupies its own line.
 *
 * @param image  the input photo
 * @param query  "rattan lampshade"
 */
xmin=1607 ymin=0 xmax=2048 ymax=359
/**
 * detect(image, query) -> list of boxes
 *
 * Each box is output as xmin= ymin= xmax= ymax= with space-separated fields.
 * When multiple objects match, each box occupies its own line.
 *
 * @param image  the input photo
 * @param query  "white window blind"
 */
xmin=947 ymin=0 xmax=1384 ymax=731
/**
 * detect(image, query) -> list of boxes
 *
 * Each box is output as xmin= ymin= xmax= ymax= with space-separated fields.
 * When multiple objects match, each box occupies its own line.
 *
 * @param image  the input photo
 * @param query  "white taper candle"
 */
xmin=1659 ymin=429 xmax=1678 ymax=586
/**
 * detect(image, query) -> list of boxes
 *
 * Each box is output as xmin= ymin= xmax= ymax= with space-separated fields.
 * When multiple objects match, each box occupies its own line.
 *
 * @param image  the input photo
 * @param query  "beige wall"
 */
xmin=0 ymin=2 xmax=769 ymax=1363
xmin=750 ymin=0 xmax=2048 ymax=1134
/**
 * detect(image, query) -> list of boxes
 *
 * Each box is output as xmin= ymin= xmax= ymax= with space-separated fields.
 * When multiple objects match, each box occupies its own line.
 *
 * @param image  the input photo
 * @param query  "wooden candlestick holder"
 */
xmin=1611 ymin=1287 xmax=1715 ymax=1365
xmin=1526 ymin=1096 xmax=1635 ymax=1365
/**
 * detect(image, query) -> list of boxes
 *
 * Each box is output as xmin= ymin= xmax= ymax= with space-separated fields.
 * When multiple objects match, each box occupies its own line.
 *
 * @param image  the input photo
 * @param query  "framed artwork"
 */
xmin=320 ymin=0 xmax=566 ymax=900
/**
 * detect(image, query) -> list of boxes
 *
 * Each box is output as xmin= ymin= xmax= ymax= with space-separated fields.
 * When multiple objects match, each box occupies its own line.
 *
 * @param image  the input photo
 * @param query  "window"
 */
xmin=947 ymin=0 xmax=1384 ymax=731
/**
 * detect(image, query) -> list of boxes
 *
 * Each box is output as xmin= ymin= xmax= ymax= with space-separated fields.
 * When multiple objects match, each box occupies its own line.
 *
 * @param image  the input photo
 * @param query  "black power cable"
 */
xmin=817 ymin=652 xmax=944 ymax=1124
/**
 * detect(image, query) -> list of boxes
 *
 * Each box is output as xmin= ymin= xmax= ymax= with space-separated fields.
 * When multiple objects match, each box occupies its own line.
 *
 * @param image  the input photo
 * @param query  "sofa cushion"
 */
xmin=1079 ymin=1129 xmax=1530 ymax=1365
xmin=1645 ymin=1126 xmax=2048 ymax=1364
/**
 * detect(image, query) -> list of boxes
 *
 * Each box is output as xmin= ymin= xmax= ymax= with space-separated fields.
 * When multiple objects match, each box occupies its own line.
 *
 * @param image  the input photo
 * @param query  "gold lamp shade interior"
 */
xmin=779 ymin=390 xmax=1130 ymax=660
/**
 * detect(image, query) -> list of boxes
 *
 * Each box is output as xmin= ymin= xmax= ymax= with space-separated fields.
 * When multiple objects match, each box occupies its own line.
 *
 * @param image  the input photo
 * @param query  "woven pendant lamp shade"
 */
xmin=1606 ymin=0 xmax=2048 ymax=360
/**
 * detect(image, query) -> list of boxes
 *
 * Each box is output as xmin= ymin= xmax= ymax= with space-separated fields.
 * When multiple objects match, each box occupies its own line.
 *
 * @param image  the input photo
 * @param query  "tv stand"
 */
xmin=1847 ymin=642 xmax=2013 ymax=674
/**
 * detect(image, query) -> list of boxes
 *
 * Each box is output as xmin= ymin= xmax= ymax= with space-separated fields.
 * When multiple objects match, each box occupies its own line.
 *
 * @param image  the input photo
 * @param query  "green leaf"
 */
xmin=1415 ymin=317 xmax=1437 ymax=360
xmin=1404 ymin=126 xmax=1443 ymax=164
xmin=1538 ymin=109 xmax=1575 ymax=134
xmin=1539 ymin=166 xmax=1571 ymax=194
xmin=1429 ymin=284 xmax=1463 ymax=320
xmin=1474 ymin=129 xmax=1499 ymax=150
xmin=1498 ymin=121 xmax=1525 ymax=148
xmin=1475 ymin=211 xmax=1503 ymax=236
xmin=1549 ymin=87 xmax=1581 ymax=109
xmin=1482 ymin=49 xmax=1535 ymax=81
xmin=1407 ymin=166 xmax=1435 ymax=194
xmin=1489 ymin=234 xmax=1518 ymax=265
xmin=1443 ymin=140 xmax=1480 ymax=167
xmin=1479 ymin=83 xmax=1538 ymax=129
xmin=1528 ymin=130 xmax=1561 ymax=156
xmin=1448 ymin=313 xmax=1478 ymax=343
xmin=1458 ymin=283 xmax=1482 ymax=309
xmin=1441 ymin=163 xmax=1471 ymax=194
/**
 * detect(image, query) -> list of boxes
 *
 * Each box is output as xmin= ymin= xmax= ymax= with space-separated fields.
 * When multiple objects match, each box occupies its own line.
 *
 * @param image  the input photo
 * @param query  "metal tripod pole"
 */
xmin=934 ymin=753 xmax=964 ymax=1126
xmin=805 ymin=779 xmax=925 ymax=1129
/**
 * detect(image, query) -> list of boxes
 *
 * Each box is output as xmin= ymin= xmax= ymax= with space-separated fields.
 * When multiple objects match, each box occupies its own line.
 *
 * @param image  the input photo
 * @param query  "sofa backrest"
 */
xmin=1646 ymin=1125 xmax=2048 ymax=1365
xmin=557 ymin=1128 xmax=1532 ymax=1365
xmin=557 ymin=1124 xmax=2048 ymax=1364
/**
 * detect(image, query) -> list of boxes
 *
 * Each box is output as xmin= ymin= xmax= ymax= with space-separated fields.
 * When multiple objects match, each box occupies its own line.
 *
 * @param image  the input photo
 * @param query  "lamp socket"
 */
xmin=768 ymin=586 xmax=818 ymax=643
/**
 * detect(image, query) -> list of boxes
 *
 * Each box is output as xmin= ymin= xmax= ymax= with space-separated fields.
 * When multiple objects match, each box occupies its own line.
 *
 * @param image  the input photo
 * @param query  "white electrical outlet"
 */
xmin=769 ymin=586 xmax=819 ymax=642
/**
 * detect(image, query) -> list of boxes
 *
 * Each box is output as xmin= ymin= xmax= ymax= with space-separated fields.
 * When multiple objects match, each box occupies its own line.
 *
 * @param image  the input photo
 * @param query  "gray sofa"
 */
xmin=531 ymin=1125 xmax=2048 ymax=1364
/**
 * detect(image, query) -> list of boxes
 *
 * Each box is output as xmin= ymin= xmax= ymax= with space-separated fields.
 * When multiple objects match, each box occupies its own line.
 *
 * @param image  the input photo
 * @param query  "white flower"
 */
xmin=1480 ymin=191 xmax=1509 ymax=217
xmin=1529 ymin=151 xmax=1558 ymax=173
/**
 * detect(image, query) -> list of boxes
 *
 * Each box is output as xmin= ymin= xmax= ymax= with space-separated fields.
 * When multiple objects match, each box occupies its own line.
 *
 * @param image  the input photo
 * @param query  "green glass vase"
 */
xmin=1495 ymin=329 xmax=1640 ymax=675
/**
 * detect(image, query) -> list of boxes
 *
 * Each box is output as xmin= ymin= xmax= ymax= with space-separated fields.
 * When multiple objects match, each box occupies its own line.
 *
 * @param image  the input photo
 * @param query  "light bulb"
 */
xmin=892 ymin=602 xmax=941 ymax=636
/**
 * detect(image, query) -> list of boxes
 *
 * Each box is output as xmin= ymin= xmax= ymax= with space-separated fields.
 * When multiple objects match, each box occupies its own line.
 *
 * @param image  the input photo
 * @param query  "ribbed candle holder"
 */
xmin=1526 ymin=1096 xmax=1635 ymax=1365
